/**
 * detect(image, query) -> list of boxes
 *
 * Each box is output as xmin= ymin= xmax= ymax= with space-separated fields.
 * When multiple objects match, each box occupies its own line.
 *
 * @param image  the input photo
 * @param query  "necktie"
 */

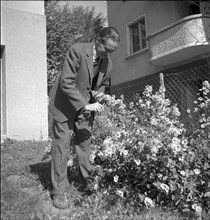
xmin=95 ymin=72 xmax=105 ymax=90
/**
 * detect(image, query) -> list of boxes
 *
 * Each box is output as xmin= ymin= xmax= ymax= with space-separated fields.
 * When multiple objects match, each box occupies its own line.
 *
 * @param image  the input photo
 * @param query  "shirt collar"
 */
xmin=93 ymin=44 xmax=98 ymax=62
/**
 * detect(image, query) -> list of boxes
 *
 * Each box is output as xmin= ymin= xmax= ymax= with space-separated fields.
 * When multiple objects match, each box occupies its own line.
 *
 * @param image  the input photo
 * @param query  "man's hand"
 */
xmin=84 ymin=102 xmax=104 ymax=113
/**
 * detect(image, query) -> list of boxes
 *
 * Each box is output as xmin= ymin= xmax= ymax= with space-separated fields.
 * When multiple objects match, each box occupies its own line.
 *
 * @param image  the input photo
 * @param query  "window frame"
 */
xmin=126 ymin=14 xmax=148 ymax=57
xmin=187 ymin=0 xmax=201 ymax=15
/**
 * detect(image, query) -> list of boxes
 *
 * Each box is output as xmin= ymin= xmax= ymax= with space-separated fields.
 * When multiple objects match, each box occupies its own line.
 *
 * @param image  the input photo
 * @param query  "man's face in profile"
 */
xmin=96 ymin=38 xmax=119 ymax=59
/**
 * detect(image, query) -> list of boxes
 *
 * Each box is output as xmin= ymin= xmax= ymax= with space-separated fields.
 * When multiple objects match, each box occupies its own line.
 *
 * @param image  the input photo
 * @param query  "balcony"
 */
xmin=148 ymin=14 xmax=210 ymax=66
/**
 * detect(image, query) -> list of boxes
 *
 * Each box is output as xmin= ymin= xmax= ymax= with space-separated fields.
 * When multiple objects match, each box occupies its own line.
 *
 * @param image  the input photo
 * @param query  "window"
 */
xmin=127 ymin=15 xmax=147 ymax=55
xmin=188 ymin=0 xmax=200 ymax=15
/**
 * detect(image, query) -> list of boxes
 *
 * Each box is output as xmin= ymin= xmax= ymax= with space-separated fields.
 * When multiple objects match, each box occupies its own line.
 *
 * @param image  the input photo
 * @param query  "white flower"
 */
xmin=180 ymin=170 xmax=185 ymax=176
xmin=44 ymin=142 xmax=52 ymax=153
xmin=122 ymin=150 xmax=128 ymax=156
xmin=145 ymin=85 xmax=153 ymax=93
xmin=134 ymin=159 xmax=141 ymax=166
xmin=172 ymin=106 xmax=180 ymax=116
xmin=187 ymin=109 xmax=191 ymax=113
xmin=144 ymin=197 xmax=155 ymax=208
xmin=116 ymin=189 xmax=124 ymax=197
xmin=194 ymin=169 xmax=201 ymax=175
xmin=114 ymin=175 xmax=119 ymax=183
xmin=160 ymin=183 xmax=170 ymax=194
xmin=172 ymin=137 xmax=180 ymax=144
xmin=178 ymin=156 xmax=185 ymax=162
xmin=135 ymin=129 xmax=140 ymax=135
xmin=152 ymin=138 xmax=161 ymax=145
xmin=122 ymin=130 xmax=129 ymax=136
xmin=75 ymin=33 xmax=83 ymax=39
xmin=204 ymin=191 xmax=210 ymax=197
xmin=89 ymin=151 xmax=96 ymax=163
xmin=138 ymin=99 xmax=143 ymax=104
xmin=98 ymin=151 xmax=104 ymax=157
xmin=203 ymin=80 xmax=210 ymax=89
xmin=94 ymin=184 xmax=99 ymax=190
xmin=168 ymin=126 xmax=182 ymax=137
xmin=103 ymin=139 xmax=116 ymax=157
xmin=129 ymin=102 xmax=134 ymax=108
xmin=181 ymin=139 xmax=188 ymax=148
xmin=141 ymin=129 xmax=147 ymax=134
xmin=150 ymin=118 xmax=158 ymax=126
xmin=192 ymin=204 xmax=202 ymax=214
xmin=137 ymin=141 xmax=144 ymax=149
xmin=103 ymin=190 xmax=108 ymax=194
xmin=104 ymin=146 xmax=116 ymax=157
xmin=67 ymin=158 xmax=73 ymax=167
xmin=119 ymin=104 xmax=126 ymax=109
xmin=201 ymin=124 xmax=205 ymax=128
xmin=146 ymin=100 xmax=151 ymax=107
xmin=150 ymin=145 xmax=159 ymax=154
xmin=116 ymin=131 xmax=122 ymax=138
xmin=170 ymin=137 xmax=181 ymax=154
xmin=103 ymin=137 xmax=113 ymax=147
xmin=200 ymin=103 xmax=205 ymax=108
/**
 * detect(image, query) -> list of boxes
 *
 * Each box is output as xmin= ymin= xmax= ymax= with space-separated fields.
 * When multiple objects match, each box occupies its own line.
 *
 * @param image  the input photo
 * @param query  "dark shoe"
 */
xmin=53 ymin=194 xmax=68 ymax=209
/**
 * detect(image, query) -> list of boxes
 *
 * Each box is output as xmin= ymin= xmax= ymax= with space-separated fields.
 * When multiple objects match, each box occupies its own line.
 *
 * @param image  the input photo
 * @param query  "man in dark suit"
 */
xmin=48 ymin=27 xmax=120 ymax=209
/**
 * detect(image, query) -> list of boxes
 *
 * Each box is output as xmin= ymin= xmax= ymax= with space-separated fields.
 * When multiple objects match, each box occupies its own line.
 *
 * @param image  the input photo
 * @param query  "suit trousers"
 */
xmin=51 ymin=109 xmax=94 ymax=195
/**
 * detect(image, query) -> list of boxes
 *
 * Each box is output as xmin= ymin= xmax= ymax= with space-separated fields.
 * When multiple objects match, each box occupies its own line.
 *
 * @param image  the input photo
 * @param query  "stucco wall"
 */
xmin=1 ymin=1 xmax=48 ymax=140
xmin=107 ymin=1 xmax=190 ymax=86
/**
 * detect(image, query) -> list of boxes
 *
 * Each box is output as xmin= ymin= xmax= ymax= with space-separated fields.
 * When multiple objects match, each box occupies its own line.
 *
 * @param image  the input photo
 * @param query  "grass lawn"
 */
xmin=1 ymin=139 xmax=197 ymax=220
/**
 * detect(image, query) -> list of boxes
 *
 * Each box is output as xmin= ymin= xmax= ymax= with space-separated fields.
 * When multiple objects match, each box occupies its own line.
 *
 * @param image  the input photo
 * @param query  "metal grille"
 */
xmin=111 ymin=59 xmax=210 ymax=119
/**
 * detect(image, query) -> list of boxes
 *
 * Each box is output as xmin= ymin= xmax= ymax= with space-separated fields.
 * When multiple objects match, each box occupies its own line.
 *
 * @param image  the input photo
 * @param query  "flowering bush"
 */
xmin=63 ymin=80 xmax=210 ymax=218
xmin=187 ymin=80 xmax=210 ymax=135
xmin=185 ymin=81 xmax=210 ymax=218
xmin=87 ymin=81 xmax=210 ymax=218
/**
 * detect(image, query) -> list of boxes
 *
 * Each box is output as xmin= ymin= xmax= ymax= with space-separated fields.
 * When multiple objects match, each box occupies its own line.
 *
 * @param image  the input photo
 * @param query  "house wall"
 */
xmin=1 ymin=1 xmax=48 ymax=140
xmin=107 ymin=1 xmax=190 ymax=86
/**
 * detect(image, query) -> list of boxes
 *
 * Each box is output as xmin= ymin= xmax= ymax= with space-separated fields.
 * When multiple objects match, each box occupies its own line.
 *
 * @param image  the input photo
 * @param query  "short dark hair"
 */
xmin=98 ymin=27 xmax=120 ymax=44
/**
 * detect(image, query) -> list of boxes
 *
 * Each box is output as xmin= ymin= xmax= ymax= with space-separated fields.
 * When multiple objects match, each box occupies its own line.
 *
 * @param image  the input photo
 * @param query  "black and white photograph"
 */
xmin=1 ymin=1 xmax=210 ymax=219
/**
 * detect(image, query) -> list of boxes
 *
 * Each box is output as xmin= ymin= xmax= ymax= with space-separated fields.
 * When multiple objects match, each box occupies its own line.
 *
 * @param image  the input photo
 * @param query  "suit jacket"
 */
xmin=49 ymin=42 xmax=112 ymax=122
